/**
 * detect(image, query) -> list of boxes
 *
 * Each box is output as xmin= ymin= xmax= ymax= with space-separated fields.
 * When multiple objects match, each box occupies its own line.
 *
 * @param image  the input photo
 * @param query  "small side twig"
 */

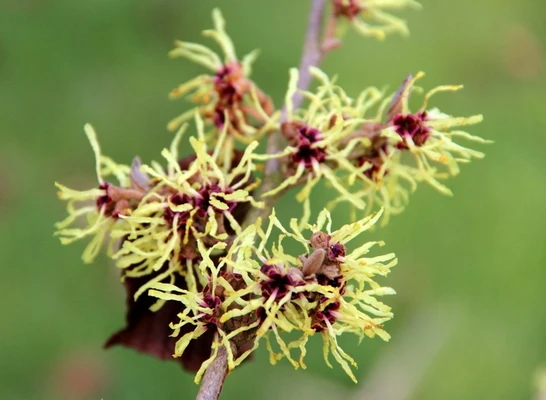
xmin=243 ymin=0 xmax=328 ymax=226
xmin=287 ymin=0 xmax=327 ymax=116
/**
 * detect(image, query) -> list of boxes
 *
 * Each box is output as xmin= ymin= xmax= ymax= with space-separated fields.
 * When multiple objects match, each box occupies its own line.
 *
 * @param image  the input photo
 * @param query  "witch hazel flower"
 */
xmin=329 ymin=0 xmax=421 ymax=40
xmin=55 ymin=118 xmax=261 ymax=372
xmin=168 ymin=8 xmax=278 ymax=144
xmin=378 ymin=71 xmax=490 ymax=196
xmin=249 ymin=208 xmax=396 ymax=382
xmin=55 ymin=125 xmax=210 ymax=369
xmin=54 ymin=124 xmax=146 ymax=263
xmin=150 ymin=207 xmax=396 ymax=383
xmin=111 ymin=114 xmax=263 ymax=300
xmin=333 ymin=122 xmax=413 ymax=225
xmin=325 ymin=72 xmax=489 ymax=224
xmin=258 ymin=67 xmax=384 ymax=212
xmin=148 ymin=232 xmax=261 ymax=384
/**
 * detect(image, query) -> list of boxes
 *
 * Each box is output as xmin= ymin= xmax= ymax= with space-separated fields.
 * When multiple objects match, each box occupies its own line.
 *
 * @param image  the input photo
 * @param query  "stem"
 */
xmin=287 ymin=0 xmax=327 ymax=116
xmin=243 ymin=0 xmax=328 ymax=226
xmin=195 ymin=346 xmax=230 ymax=400
xmin=198 ymin=2 xmax=329 ymax=399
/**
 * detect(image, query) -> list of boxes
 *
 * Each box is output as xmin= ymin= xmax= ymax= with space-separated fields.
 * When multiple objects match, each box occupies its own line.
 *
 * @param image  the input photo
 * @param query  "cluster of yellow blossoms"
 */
xmin=54 ymin=3 xmax=488 ymax=384
xmin=150 ymin=208 xmax=396 ymax=383
xmin=256 ymin=68 xmax=488 ymax=224
xmin=56 ymin=115 xmax=262 ymax=304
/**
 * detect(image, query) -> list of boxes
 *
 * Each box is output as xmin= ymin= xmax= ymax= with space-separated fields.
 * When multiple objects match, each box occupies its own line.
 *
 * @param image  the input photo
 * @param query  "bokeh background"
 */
xmin=1 ymin=0 xmax=545 ymax=399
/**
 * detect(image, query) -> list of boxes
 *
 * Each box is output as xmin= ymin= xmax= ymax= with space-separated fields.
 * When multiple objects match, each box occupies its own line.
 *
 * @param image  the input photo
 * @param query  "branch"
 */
xmin=195 ymin=346 xmax=230 ymax=400
xmin=243 ymin=0 xmax=328 ymax=226
xmin=288 ymin=0 xmax=327 ymax=116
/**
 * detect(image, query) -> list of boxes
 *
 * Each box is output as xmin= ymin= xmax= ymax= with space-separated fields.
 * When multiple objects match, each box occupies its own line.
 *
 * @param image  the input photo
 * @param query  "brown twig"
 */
xmin=196 ymin=2 xmax=329 ymax=399
xmin=243 ymin=0 xmax=328 ymax=227
xmin=195 ymin=346 xmax=231 ymax=400
xmin=286 ymin=0 xmax=327 ymax=117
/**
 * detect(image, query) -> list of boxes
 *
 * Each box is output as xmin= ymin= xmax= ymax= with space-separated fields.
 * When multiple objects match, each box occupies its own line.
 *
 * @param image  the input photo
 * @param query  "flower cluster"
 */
xmin=257 ymin=67 xmax=379 ymax=212
xmin=56 ymin=114 xmax=262 ymax=304
xmin=339 ymin=72 xmax=489 ymax=222
xmin=258 ymin=68 xmax=487 ymax=224
xmin=150 ymin=208 xmax=396 ymax=382
xmin=54 ymin=4 xmax=489 ymax=388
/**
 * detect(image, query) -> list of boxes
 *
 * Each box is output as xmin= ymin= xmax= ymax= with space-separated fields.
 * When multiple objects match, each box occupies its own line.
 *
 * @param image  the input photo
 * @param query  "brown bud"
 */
xmin=301 ymin=248 xmax=326 ymax=277
xmin=280 ymin=121 xmax=305 ymax=146
xmin=310 ymin=231 xmax=329 ymax=250
xmin=386 ymin=73 xmax=413 ymax=122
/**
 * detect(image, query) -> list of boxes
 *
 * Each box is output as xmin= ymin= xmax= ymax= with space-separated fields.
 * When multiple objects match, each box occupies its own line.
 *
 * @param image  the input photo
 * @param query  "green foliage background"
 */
xmin=1 ymin=1 xmax=545 ymax=399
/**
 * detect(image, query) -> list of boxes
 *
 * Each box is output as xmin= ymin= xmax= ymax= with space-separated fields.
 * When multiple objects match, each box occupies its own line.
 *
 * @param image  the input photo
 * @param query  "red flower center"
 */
xmin=393 ymin=111 xmax=430 ymax=149
xmin=328 ymin=240 xmax=346 ymax=260
xmin=96 ymin=182 xmax=113 ymax=210
xmin=333 ymin=0 xmax=362 ymax=19
xmin=260 ymin=264 xmax=303 ymax=301
xmin=199 ymin=294 xmax=222 ymax=329
xmin=292 ymin=125 xmax=327 ymax=168
xmin=164 ymin=192 xmax=192 ymax=232
xmin=214 ymin=63 xmax=244 ymax=107
xmin=312 ymin=301 xmax=341 ymax=331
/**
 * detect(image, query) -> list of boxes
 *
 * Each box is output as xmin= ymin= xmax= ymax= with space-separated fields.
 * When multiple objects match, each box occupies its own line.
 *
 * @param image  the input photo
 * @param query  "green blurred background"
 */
xmin=1 ymin=0 xmax=545 ymax=399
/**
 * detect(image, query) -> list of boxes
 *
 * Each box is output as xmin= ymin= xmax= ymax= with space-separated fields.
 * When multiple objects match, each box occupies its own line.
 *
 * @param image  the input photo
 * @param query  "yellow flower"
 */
xmin=148 ymin=232 xmax=261 ymax=384
xmin=382 ymin=72 xmax=489 ymax=195
xmin=54 ymin=124 xmax=137 ymax=263
xmin=168 ymin=8 xmax=278 ymax=144
xmin=56 ymin=114 xmax=263 ymax=310
xmin=111 ymin=114 xmax=263 ymax=302
xmin=333 ymin=72 xmax=490 ymax=224
xmin=259 ymin=68 xmax=487 ymax=225
xmin=258 ymin=67 xmax=383 ymax=212
xmin=150 ymin=207 xmax=397 ymax=383
xmin=332 ymin=0 xmax=421 ymax=40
